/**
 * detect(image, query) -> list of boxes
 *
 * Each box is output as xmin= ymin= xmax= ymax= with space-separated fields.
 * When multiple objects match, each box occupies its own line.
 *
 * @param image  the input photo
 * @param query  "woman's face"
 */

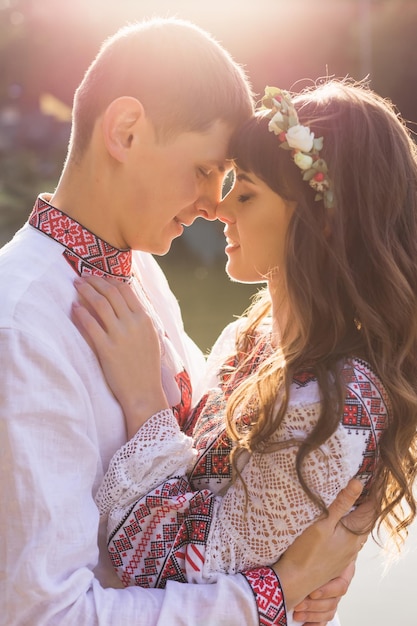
xmin=216 ymin=167 xmax=295 ymax=284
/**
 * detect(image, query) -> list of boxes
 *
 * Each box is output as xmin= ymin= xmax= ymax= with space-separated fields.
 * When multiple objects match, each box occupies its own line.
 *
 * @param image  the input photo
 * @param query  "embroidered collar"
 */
xmin=29 ymin=195 xmax=132 ymax=281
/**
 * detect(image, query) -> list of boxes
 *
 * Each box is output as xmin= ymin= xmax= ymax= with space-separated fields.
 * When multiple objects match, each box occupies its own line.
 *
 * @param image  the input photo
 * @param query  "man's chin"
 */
xmin=151 ymin=239 xmax=175 ymax=257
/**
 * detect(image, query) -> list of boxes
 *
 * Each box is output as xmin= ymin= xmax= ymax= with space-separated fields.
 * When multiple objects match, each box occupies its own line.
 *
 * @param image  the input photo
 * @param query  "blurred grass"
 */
xmin=157 ymin=242 xmax=259 ymax=354
xmin=0 ymin=189 xmax=32 ymax=247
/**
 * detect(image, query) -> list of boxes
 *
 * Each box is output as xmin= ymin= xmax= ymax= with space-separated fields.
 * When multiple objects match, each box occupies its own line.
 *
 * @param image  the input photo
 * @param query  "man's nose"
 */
xmin=215 ymin=193 xmax=234 ymax=224
xmin=195 ymin=176 xmax=224 ymax=220
xmin=195 ymin=196 xmax=218 ymax=220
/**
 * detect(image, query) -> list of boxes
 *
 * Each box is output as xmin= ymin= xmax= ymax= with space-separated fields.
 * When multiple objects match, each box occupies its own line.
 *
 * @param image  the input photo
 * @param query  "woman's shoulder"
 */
xmin=343 ymin=357 xmax=390 ymax=406
xmin=207 ymin=318 xmax=271 ymax=368
xmin=341 ymin=356 xmax=391 ymax=428
xmin=287 ymin=356 xmax=390 ymax=410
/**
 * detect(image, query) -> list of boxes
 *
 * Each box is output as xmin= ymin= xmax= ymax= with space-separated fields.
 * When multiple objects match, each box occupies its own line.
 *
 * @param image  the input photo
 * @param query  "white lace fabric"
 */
xmin=95 ymin=408 xmax=197 ymax=535
xmin=203 ymin=401 xmax=364 ymax=577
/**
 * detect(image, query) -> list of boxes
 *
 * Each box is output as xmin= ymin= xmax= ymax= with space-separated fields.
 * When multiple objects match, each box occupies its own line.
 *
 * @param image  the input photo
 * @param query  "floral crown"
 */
xmin=260 ymin=86 xmax=334 ymax=209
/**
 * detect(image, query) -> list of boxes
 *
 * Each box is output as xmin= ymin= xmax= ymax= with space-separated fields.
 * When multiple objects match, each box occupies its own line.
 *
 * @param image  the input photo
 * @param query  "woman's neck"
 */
xmin=268 ymin=278 xmax=296 ymax=350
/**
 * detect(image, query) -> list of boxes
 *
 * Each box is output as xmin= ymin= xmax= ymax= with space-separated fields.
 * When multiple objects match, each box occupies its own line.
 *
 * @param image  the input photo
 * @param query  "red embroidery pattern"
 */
xmin=172 ymin=370 xmax=193 ymax=431
xmin=107 ymin=334 xmax=387 ymax=625
xmin=183 ymin=392 xmax=209 ymax=437
xmin=291 ymin=360 xmax=388 ymax=501
xmin=189 ymin=389 xmax=233 ymax=489
xmin=242 ymin=567 xmax=287 ymax=626
xmin=292 ymin=370 xmax=316 ymax=387
xmin=29 ymin=196 xmax=132 ymax=280
xmin=219 ymin=334 xmax=272 ymax=397
xmin=108 ymin=477 xmax=214 ymax=588
xmin=341 ymin=359 xmax=389 ymax=502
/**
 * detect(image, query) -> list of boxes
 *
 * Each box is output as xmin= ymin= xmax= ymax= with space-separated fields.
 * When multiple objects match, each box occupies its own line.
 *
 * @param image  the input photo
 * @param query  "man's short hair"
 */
xmin=71 ymin=17 xmax=254 ymax=157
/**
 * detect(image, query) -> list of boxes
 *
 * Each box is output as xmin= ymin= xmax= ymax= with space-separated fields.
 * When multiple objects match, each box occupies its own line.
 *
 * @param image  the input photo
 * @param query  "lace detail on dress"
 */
xmin=204 ymin=400 xmax=357 ymax=575
xmin=95 ymin=409 xmax=196 ymax=528
xmin=203 ymin=359 xmax=389 ymax=576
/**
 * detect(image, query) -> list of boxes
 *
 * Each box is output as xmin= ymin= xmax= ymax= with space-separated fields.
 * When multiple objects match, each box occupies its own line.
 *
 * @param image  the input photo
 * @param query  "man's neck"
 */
xmin=51 ymin=157 xmax=125 ymax=249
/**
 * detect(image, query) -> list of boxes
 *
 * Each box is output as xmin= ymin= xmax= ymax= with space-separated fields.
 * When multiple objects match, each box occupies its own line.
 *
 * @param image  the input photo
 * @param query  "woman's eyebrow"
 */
xmin=236 ymin=171 xmax=256 ymax=185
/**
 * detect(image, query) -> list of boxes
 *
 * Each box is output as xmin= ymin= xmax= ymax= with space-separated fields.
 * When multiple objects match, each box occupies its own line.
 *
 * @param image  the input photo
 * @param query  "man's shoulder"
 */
xmin=0 ymin=224 xmax=73 ymax=325
xmin=1 ymin=222 xmax=67 ymax=273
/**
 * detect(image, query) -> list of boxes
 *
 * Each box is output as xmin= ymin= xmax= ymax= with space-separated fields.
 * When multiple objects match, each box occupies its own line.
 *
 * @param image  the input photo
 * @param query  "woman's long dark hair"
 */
xmin=224 ymin=79 xmax=417 ymax=546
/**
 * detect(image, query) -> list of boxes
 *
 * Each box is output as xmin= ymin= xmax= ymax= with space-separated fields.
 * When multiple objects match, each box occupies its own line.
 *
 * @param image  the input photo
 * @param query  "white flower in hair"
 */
xmin=293 ymin=152 xmax=314 ymax=171
xmin=260 ymin=86 xmax=334 ymax=209
xmin=286 ymin=125 xmax=315 ymax=153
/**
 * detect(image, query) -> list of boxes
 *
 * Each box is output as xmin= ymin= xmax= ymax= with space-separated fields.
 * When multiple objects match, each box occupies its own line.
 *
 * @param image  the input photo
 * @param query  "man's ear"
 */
xmin=101 ymin=97 xmax=145 ymax=162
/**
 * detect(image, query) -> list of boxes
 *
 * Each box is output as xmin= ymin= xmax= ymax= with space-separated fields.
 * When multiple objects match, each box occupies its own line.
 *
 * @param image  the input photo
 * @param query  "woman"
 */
xmin=74 ymin=79 xmax=417 ymax=623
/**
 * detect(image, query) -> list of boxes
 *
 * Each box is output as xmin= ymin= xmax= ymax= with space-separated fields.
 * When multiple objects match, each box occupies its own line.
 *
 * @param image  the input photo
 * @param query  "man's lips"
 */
xmin=174 ymin=217 xmax=193 ymax=228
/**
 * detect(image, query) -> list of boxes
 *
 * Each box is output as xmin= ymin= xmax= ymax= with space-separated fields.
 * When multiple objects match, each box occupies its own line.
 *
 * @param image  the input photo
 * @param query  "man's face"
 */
xmin=117 ymin=119 xmax=233 ymax=254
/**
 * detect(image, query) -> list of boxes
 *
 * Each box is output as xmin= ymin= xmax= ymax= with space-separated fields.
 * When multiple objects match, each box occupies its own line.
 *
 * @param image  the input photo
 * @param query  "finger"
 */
xmin=83 ymin=275 xmax=149 ymax=317
xmin=119 ymin=280 xmax=148 ymax=313
xmin=293 ymin=606 xmax=335 ymax=624
xmin=342 ymin=497 xmax=375 ymax=534
xmin=74 ymin=277 xmax=130 ymax=323
xmin=293 ymin=613 xmax=328 ymax=626
xmin=326 ymin=478 xmax=363 ymax=524
xmin=72 ymin=300 xmax=108 ymax=349
xmin=294 ymin=595 xmax=337 ymax=612
xmin=86 ymin=276 xmax=145 ymax=313
xmin=335 ymin=560 xmax=356 ymax=588
xmin=294 ymin=597 xmax=338 ymax=613
xmin=305 ymin=562 xmax=355 ymax=601
xmin=292 ymin=598 xmax=338 ymax=624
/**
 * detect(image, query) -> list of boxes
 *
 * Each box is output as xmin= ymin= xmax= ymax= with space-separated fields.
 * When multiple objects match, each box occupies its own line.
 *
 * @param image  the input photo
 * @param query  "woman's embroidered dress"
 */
xmin=96 ymin=321 xmax=389 ymax=592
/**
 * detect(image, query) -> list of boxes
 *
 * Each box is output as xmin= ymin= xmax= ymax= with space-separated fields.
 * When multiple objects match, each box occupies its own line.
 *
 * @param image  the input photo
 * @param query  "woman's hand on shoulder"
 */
xmin=72 ymin=275 xmax=169 ymax=436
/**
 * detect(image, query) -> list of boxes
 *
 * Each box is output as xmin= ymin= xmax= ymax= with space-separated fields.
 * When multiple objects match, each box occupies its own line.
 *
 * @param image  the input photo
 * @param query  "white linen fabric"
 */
xmin=0 ymin=220 xmax=259 ymax=626
xmin=133 ymin=250 xmax=206 ymax=405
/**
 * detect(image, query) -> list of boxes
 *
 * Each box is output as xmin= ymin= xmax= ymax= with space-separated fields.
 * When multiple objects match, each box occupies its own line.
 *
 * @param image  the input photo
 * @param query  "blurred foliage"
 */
xmin=0 ymin=147 xmax=63 ymax=234
xmin=0 ymin=0 xmax=417 ymax=114
xmin=1 ymin=0 xmax=416 ymax=347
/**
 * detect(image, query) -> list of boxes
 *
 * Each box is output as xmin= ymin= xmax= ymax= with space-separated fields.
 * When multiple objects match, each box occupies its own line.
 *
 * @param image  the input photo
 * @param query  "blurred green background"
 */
xmin=1 ymin=0 xmax=417 ymax=352
xmin=157 ymin=243 xmax=258 ymax=354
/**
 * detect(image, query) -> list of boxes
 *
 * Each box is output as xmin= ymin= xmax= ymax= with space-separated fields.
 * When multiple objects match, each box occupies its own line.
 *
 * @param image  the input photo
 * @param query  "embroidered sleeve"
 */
xmin=95 ymin=409 xmax=197 ymax=530
xmin=106 ymin=474 xmax=288 ymax=624
xmin=242 ymin=568 xmax=287 ymax=626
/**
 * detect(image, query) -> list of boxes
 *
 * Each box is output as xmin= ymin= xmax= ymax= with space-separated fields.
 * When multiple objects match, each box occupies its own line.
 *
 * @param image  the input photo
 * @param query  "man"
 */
xmin=0 ymin=17 xmax=365 ymax=625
